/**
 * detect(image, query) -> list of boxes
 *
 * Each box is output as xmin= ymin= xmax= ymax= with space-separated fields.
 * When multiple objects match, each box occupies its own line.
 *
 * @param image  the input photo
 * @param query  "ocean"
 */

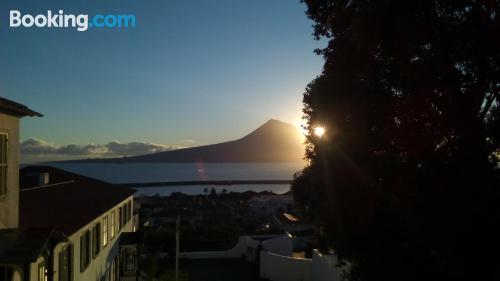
xmin=47 ymin=162 xmax=306 ymax=196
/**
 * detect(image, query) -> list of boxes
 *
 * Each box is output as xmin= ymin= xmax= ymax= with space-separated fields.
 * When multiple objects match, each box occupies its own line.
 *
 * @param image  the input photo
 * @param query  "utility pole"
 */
xmin=175 ymin=215 xmax=180 ymax=281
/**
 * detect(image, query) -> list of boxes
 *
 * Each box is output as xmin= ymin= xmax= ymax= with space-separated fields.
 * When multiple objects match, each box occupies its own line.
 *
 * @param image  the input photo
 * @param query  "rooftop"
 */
xmin=0 ymin=96 xmax=42 ymax=117
xmin=19 ymin=166 xmax=136 ymax=236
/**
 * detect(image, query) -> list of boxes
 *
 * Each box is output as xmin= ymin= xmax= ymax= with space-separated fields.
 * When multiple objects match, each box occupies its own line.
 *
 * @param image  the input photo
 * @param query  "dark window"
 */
xmin=80 ymin=230 xmax=91 ymax=271
xmin=113 ymin=256 xmax=119 ymax=281
xmin=124 ymin=203 xmax=128 ymax=223
xmin=0 ymin=133 xmax=8 ymax=197
xmin=118 ymin=206 xmax=123 ymax=230
xmin=92 ymin=223 xmax=101 ymax=258
xmin=127 ymin=201 xmax=132 ymax=222
xmin=122 ymin=248 xmax=136 ymax=274
xmin=59 ymin=244 xmax=72 ymax=281
xmin=123 ymin=204 xmax=128 ymax=225
xmin=122 ymin=205 xmax=126 ymax=226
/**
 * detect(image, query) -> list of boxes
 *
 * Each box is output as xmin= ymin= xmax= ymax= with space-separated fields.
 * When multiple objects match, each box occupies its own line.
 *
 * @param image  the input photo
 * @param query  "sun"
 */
xmin=314 ymin=126 xmax=325 ymax=138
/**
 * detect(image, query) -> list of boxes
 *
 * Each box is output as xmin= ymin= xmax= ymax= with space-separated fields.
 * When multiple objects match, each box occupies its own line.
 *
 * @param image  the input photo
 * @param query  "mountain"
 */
xmin=64 ymin=119 xmax=305 ymax=163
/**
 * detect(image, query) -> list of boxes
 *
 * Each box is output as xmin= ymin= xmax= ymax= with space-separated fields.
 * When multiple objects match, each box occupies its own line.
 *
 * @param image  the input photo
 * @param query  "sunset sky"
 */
xmin=0 ymin=0 xmax=323 ymax=160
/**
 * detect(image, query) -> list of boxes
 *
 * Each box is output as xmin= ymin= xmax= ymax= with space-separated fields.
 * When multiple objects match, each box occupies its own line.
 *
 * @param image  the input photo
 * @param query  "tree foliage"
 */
xmin=292 ymin=1 xmax=500 ymax=280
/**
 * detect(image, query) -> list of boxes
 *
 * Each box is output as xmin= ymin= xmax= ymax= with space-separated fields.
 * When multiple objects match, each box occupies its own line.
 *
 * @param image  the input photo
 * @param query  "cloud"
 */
xmin=20 ymin=138 xmax=180 ymax=158
xmin=105 ymin=141 xmax=178 ymax=156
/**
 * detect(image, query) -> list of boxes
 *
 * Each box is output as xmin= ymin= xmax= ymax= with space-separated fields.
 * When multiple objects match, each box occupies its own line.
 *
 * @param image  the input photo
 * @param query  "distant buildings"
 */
xmin=248 ymin=193 xmax=294 ymax=218
xmin=180 ymin=234 xmax=340 ymax=281
xmin=0 ymin=96 xmax=334 ymax=281
xmin=0 ymin=97 xmax=140 ymax=281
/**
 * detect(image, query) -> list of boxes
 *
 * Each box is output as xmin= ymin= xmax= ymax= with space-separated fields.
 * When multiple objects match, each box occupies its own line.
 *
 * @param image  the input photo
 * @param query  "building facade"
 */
xmin=0 ymin=97 xmax=139 ymax=281
xmin=18 ymin=166 xmax=139 ymax=281
xmin=41 ymin=195 xmax=135 ymax=281
xmin=0 ymin=97 xmax=42 ymax=229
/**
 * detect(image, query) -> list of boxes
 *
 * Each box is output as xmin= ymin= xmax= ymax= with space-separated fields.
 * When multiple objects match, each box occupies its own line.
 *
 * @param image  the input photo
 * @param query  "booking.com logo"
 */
xmin=9 ymin=10 xmax=136 ymax=32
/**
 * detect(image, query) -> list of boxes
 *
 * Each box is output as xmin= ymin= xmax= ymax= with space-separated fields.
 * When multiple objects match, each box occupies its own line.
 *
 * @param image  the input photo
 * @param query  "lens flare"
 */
xmin=314 ymin=126 xmax=325 ymax=138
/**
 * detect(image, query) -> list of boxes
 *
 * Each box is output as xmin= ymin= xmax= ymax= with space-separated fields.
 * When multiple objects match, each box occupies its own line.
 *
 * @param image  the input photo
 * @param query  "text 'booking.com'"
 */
xmin=9 ymin=10 xmax=136 ymax=32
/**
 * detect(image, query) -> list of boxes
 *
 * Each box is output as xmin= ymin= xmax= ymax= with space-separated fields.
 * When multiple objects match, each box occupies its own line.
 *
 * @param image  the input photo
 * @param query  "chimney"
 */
xmin=38 ymin=172 xmax=49 ymax=186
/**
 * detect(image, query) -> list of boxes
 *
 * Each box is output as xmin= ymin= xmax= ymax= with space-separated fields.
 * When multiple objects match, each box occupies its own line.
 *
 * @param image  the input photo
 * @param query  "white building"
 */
xmin=248 ymin=194 xmax=294 ymax=217
xmin=19 ymin=166 xmax=138 ymax=281
xmin=180 ymin=234 xmax=341 ymax=281
xmin=0 ymin=97 xmax=140 ymax=281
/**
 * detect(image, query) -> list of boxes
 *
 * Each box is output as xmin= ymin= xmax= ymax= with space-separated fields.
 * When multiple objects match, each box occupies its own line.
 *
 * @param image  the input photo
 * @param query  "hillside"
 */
xmin=64 ymin=119 xmax=305 ymax=163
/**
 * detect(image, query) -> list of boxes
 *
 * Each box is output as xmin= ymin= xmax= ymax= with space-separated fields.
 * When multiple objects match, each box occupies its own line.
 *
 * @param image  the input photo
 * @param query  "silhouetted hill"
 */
xmin=62 ymin=119 xmax=305 ymax=163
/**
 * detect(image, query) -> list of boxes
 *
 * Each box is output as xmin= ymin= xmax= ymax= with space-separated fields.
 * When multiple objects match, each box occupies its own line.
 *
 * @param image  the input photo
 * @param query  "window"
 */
xmin=59 ymin=244 xmax=72 ymax=281
xmin=103 ymin=216 xmax=108 ymax=247
xmin=127 ymin=200 xmax=132 ymax=222
xmin=110 ymin=211 xmax=116 ymax=239
xmin=92 ymin=223 xmax=101 ymax=259
xmin=38 ymin=262 xmax=47 ymax=281
xmin=122 ymin=248 xmax=136 ymax=274
xmin=80 ymin=230 xmax=91 ymax=271
xmin=110 ymin=256 xmax=119 ymax=281
xmin=118 ymin=206 xmax=123 ymax=230
xmin=0 ymin=133 xmax=8 ymax=197
xmin=124 ymin=203 xmax=129 ymax=223
xmin=123 ymin=204 xmax=128 ymax=223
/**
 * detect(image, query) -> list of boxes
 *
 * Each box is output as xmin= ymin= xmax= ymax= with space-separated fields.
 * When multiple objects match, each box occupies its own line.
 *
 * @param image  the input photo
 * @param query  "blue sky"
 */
xmin=0 ymin=0 xmax=323 ymax=159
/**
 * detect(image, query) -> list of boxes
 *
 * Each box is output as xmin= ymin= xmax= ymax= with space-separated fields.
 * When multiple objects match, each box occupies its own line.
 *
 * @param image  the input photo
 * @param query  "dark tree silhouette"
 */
xmin=209 ymin=188 xmax=217 ymax=199
xmin=292 ymin=1 xmax=500 ymax=280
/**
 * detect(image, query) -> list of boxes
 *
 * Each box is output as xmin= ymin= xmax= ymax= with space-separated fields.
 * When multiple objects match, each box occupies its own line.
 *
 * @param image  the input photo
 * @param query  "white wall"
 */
xmin=51 ymin=196 xmax=135 ymax=281
xmin=259 ymin=244 xmax=340 ymax=281
xmin=262 ymin=235 xmax=293 ymax=257
xmin=311 ymin=250 xmax=340 ymax=281
xmin=0 ymin=112 xmax=20 ymax=229
xmin=260 ymin=251 xmax=312 ymax=281
xmin=180 ymin=235 xmax=284 ymax=262
xmin=30 ymin=256 xmax=44 ymax=281
xmin=180 ymin=236 xmax=256 ymax=260
xmin=180 ymin=233 xmax=340 ymax=281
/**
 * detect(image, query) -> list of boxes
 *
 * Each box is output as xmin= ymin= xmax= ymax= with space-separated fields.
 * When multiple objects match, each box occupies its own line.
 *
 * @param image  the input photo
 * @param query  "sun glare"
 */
xmin=295 ymin=119 xmax=308 ymax=140
xmin=314 ymin=126 xmax=326 ymax=138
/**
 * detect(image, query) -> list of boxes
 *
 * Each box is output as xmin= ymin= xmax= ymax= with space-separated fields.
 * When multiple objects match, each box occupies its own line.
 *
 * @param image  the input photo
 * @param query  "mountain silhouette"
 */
xmin=63 ymin=119 xmax=305 ymax=163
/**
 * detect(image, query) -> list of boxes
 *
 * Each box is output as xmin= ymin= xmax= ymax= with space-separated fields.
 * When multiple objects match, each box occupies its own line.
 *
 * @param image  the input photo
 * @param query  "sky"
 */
xmin=0 ymin=0 xmax=324 ymax=161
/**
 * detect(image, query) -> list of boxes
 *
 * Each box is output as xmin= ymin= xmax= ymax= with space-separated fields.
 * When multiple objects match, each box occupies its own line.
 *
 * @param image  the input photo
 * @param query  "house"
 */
xmin=19 ymin=166 xmax=137 ymax=281
xmin=0 ymin=97 xmax=42 ymax=229
xmin=0 ymin=97 xmax=140 ymax=281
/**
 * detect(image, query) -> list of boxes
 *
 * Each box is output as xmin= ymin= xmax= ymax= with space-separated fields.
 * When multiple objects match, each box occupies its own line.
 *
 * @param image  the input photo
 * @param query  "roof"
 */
xmin=0 ymin=97 xmax=42 ymax=117
xmin=19 ymin=166 xmax=136 ymax=236
xmin=0 ymin=229 xmax=66 ymax=263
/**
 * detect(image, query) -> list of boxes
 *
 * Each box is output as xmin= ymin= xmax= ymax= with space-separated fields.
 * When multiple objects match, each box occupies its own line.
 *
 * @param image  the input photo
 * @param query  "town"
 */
xmin=2 ymin=1 xmax=498 ymax=281
xmin=0 ymin=96 xmax=339 ymax=281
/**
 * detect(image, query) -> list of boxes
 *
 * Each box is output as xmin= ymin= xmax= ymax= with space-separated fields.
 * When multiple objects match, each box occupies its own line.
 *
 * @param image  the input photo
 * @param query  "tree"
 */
xmin=209 ymin=188 xmax=217 ymax=199
xmin=292 ymin=1 xmax=500 ymax=280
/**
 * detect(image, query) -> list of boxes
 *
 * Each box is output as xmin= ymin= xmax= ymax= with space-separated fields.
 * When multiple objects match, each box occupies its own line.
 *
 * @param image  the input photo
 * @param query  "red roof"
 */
xmin=19 ymin=166 xmax=135 ymax=236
